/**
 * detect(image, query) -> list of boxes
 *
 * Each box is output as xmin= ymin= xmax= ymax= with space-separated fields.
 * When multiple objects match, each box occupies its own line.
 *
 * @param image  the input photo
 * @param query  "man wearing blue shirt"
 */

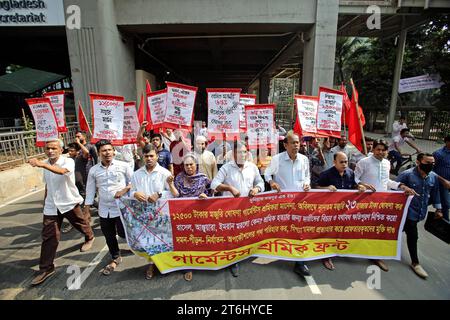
xmin=397 ymin=153 xmax=443 ymax=279
xmin=151 ymin=133 xmax=174 ymax=175
xmin=432 ymin=135 xmax=450 ymax=221
xmin=317 ymin=152 xmax=366 ymax=270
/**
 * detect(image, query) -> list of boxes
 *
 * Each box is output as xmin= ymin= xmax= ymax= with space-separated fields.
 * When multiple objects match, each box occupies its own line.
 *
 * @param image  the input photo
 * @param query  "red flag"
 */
xmin=340 ymin=83 xmax=352 ymax=126
xmin=137 ymin=92 xmax=145 ymax=124
xmin=77 ymin=101 xmax=91 ymax=135
xmin=145 ymin=99 xmax=152 ymax=131
xmin=146 ymin=80 xmax=152 ymax=94
xmin=348 ymin=86 xmax=364 ymax=153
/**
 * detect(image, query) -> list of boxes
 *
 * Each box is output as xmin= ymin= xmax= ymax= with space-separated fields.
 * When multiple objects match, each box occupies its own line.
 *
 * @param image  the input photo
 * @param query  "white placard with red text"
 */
xmin=239 ymin=94 xmax=257 ymax=130
xmin=207 ymin=88 xmax=242 ymax=138
xmin=147 ymin=89 xmax=167 ymax=130
xmin=294 ymin=95 xmax=319 ymax=137
xmin=245 ymin=104 xmax=276 ymax=149
xmin=44 ymin=91 xmax=67 ymax=132
xmin=317 ymin=87 xmax=343 ymax=138
xmin=25 ymin=98 xmax=59 ymax=147
xmin=123 ymin=101 xmax=140 ymax=144
xmin=164 ymin=82 xmax=198 ymax=131
xmin=90 ymin=93 xmax=124 ymax=145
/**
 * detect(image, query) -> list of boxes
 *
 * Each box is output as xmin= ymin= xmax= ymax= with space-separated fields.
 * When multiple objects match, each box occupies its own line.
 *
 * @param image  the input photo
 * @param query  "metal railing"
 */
xmin=0 ymin=124 xmax=79 ymax=167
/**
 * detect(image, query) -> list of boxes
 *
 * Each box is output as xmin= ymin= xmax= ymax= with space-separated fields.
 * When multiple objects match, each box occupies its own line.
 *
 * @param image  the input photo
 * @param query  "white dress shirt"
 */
xmin=354 ymin=155 xmax=400 ymax=191
xmin=43 ymin=156 xmax=83 ymax=215
xmin=264 ymin=151 xmax=310 ymax=190
xmin=388 ymin=135 xmax=409 ymax=152
xmin=392 ymin=121 xmax=407 ymax=138
xmin=130 ymin=163 xmax=173 ymax=199
xmin=211 ymin=160 xmax=264 ymax=197
xmin=85 ymin=160 xmax=133 ymax=218
xmin=114 ymin=144 xmax=136 ymax=171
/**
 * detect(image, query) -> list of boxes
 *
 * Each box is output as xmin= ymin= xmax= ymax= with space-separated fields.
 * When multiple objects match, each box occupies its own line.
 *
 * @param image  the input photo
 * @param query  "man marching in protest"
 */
xmin=211 ymin=141 xmax=264 ymax=277
xmin=28 ymin=140 xmax=95 ymax=286
xmin=84 ymin=140 xmax=133 ymax=276
xmin=264 ymin=132 xmax=312 ymax=278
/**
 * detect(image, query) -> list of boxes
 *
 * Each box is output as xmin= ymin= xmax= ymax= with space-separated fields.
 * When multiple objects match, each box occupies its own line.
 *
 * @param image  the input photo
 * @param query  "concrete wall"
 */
xmin=0 ymin=165 xmax=44 ymax=203
xmin=115 ymin=0 xmax=316 ymax=25
xmin=135 ymin=70 xmax=156 ymax=101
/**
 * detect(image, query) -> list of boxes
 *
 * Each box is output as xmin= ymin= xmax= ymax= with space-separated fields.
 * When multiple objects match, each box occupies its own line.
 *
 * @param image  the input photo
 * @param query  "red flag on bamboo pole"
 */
xmin=146 ymin=80 xmax=152 ymax=94
xmin=349 ymin=79 xmax=367 ymax=154
xmin=77 ymin=101 xmax=92 ymax=135
xmin=137 ymin=92 xmax=145 ymax=124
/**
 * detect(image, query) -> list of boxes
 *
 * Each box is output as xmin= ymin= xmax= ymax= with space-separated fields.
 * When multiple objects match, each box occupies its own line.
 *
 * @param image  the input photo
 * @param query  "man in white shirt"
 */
xmin=264 ymin=132 xmax=312 ymax=278
xmin=211 ymin=141 xmax=264 ymax=276
xmin=194 ymin=135 xmax=218 ymax=180
xmin=161 ymin=128 xmax=176 ymax=151
xmin=355 ymin=139 xmax=416 ymax=272
xmin=28 ymin=140 xmax=95 ymax=286
xmin=131 ymin=143 xmax=178 ymax=280
xmin=331 ymin=136 xmax=351 ymax=159
xmin=199 ymin=121 xmax=208 ymax=139
xmin=84 ymin=140 xmax=133 ymax=276
xmin=392 ymin=116 xmax=407 ymax=138
xmin=115 ymin=144 xmax=137 ymax=171
xmin=388 ymin=128 xmax=421 ymax=174
xmin=349 ymin=137 xmax=374 ymax=170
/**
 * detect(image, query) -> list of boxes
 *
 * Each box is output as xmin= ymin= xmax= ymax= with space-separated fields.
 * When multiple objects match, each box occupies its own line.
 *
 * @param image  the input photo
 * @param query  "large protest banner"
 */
xmin=238 ymin=94 xmax=257 ymax=131
xmin=294 ymin=95 xmax=327 ymax=138
xmin=25 ymin=97 xmax=59 ymax=147
xmin=43 ymin=91 xmax=67 ymax=133
xmin=245 ymin=104 xmax=277 ymax=149
xmin=117 ymin=191 xmax=411 ymax=274
xmin=147 ymin=89 xmax=167 ymax=130
xmin=123 ymin=101 xmax=140 ymax=144
xmin=207 ymin=88 xmax=242 ymax=139
xmin=317 ymin=87 xmax=344 ymax=138
xmin=89 ymin=93 xmax=124 ymax=145
xmin=164 ymin=82 xmax=198 ymax=131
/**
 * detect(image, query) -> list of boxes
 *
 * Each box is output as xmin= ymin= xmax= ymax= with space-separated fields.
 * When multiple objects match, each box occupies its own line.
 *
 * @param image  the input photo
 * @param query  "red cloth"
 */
xmin=78 ymin=102 xmax=90 ymax=134
xmin=348 ymin=87 xmax=364 ymax=153
xmin=146 ymin=80 xmax=152 ymax=94
xmin=137 ymin=92 xmax=145 ymax=124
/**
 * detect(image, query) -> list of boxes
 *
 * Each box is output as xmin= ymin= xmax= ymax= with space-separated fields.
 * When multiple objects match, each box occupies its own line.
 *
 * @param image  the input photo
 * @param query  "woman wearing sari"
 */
xmin=174 ymin=153 xmax=212 ymax=281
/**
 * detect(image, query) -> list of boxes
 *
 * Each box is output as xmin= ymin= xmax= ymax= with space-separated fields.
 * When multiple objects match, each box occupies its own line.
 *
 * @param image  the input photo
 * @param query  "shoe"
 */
xmin=322 ymin=258 xmax=335 ymax=271
xmin=230 ymin=263 xmax=239 ymax=277
xmin=372 ymin=259 xmax=389 ymax=272
xmin=80 ymin=237 xmax=95 ymax=252
xmin=31 ymin=269 xmax=55 ymax=286
xmin=294 ymin=262 xmax=311 ymax=277
xmin=145 ymin=264 xmax=155 ymax=280
xmin=61 ymin=222 xmax=73 ymax=233
xmin=102 ymin=257 xmax=122 ymax=276
xmin=411 ymin=264 xmax=428 ymax=279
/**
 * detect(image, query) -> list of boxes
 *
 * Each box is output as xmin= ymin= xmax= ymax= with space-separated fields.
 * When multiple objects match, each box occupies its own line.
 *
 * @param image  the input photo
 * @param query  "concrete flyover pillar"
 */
xmin=301 ymin=0 xmax=339 ymax=96
xmin=64 ymin=0 xmax=136 ymax=121
xmin=259 ymin=76 xmax=270 ymax=104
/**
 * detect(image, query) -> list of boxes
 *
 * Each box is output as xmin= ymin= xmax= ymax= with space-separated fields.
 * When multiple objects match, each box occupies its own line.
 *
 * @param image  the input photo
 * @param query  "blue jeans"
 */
xmin=439 ymin=181 xmax=450 ymax=221
xmin=388 ymin=150 xmax=405 ymax=171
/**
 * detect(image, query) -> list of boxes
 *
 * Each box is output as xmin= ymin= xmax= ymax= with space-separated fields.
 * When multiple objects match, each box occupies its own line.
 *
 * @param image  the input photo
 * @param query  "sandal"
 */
xmin=322 ymin=258 xmax=335 ymax=271
xmin=145 ymin=264 xmax=155 ymax=280
xmin=102 ymin=257 xmax=122 ymax=276
xmin=183 ymin=271 xmax=193 ymax=282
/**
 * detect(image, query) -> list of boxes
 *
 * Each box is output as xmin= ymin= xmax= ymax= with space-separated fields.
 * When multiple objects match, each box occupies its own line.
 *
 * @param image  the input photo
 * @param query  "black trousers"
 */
xmin=99 ymin=216 xmax=125 ymax=260
xmin=403 ymin=218 xmax=419 ymax=264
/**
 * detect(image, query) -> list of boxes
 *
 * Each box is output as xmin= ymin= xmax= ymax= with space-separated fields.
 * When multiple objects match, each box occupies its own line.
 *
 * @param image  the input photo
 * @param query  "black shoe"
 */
xmin=294 ymin=262 xmax=310 ymax=277
xmin=230 ymin=263 xmax=239 ymax=277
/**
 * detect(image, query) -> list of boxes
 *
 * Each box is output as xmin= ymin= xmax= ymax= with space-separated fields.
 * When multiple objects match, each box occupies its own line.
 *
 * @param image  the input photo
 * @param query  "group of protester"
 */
xmin=27 ymin=118 xmax=450 ymax=286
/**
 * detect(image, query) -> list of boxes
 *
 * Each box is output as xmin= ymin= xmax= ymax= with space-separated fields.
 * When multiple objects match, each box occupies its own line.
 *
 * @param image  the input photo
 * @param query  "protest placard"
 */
xmin=146 ymin=89 xmax=167 ymax=130
xmin=164 ymin=82 xmax=198 ymax=131
xmin=238 ymin=94 xmax=257 ymax=130
xmin=123 ymin=101 xmax=140 ymax=144
xmin=207 ymin=88 xmax=242 ymax=139
xmin=317 ymin=87 xmax=344 ymax=138
xmin=245 ymin=104 xmax=276 ymax=149
xmin=43 ymin=91 xmax=67 ymax=132
xmin=25 ymin=97 xmax=59 ymax=147
xmin=294 ymin=95 xmax=322 ymax=137
xmin=89 ymin=93 xmax=124 ymax=145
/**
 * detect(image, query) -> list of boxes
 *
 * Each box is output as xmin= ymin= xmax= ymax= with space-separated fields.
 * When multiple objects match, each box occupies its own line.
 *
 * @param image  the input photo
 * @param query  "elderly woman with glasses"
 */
xmin=174 ymin=153 xmax=213 ymax=281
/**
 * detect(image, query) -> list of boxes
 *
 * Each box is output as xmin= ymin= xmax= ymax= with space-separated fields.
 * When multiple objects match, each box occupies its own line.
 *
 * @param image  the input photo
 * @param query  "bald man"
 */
xmin=194 ymin=135 xmax=218 ymax=180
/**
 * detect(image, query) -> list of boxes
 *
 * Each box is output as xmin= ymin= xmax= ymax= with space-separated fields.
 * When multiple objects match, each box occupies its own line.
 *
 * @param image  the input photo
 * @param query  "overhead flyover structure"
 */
xmin=62 ymin=0 xmax=450 ymax=122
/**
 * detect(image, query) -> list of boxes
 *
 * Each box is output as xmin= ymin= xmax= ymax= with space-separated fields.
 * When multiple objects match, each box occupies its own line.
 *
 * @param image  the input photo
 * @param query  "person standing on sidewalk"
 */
xmin=28 ymin=140 xmax=95 ymax=286
xmin=433 ymin=135 xmax=450 ymax=221
xmin=264 ymin=132 xmax=312 ymax=278
xmin=355 ymin=139 xmax=416 ymax=272
xmin=84 ymin=140 xmax=133 ymax=276
xmin=396 ymin=153 xmax=443 ymax=279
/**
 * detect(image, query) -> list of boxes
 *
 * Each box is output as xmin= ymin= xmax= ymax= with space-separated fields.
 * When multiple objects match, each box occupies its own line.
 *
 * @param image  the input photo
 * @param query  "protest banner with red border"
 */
xmin=164 ymin=82 xmax=198 ymax=131
xmin=25 ymin=97 xmax=59 ymax=147
xmin=117 ymin=190 xmax=412 ymax=273
xmin=146 ymin=89 xmax=167 ymax=130
xmin=89 ymin=93 xmax=124 ymax=145
xmin=245 ymin=104 xmax=276 ymax=149
xmin=238 ymin=94 xmax=257 ymax=131
xmin=123 ymin=101 xmax=140 ymax=144
xmin=316 ymin=87 xmax=344 ymax=138
xmin=207 ymin=88 xmax=242 ymax=140
xmin=294 ymin=95 xmax=327 ymax=138
xmin=43 ymin=90 xmax=67 ymax=133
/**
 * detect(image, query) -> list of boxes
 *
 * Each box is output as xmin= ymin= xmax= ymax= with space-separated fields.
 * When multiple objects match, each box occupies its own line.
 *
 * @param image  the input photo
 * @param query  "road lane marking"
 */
xmin=67 ymin=244 xmax=109 ymax=290
xmin=0 ymin=187 xmax=44 ymax=209
xmin=305 ymin=275 xmax=322 ymax=295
